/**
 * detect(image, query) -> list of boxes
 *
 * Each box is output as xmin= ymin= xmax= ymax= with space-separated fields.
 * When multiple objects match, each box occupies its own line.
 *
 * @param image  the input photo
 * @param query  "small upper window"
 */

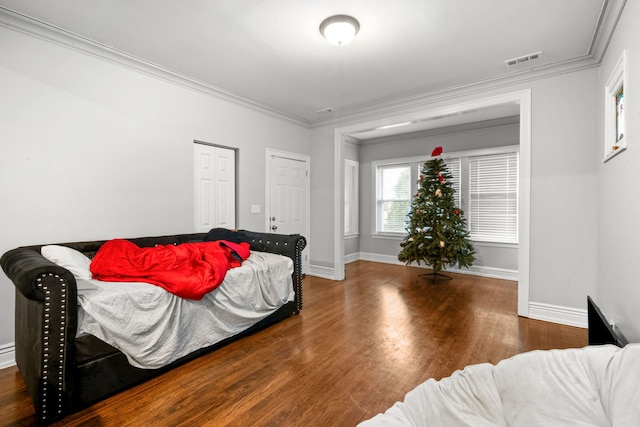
xmin=604 ymin=50 xmax=626 ymax=161
xmin=616 ymin=86 xmax=624 ymax=142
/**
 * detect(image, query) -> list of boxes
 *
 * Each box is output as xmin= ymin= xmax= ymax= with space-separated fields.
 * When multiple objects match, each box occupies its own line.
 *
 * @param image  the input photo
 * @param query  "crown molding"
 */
xmin=0 ymin=7 xmax=310 ymax=128
xmin=588 ymin=0 xmax=627 ymax=61
xmin=310 ymin=56 xmax=600 ymax=129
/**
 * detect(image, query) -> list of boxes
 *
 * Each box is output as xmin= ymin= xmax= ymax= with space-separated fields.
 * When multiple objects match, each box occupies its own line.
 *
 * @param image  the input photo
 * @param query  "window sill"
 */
xmin=471 ymin=240 xmax=519 ymax=248
xmin=603 ymin=139 xmax=626 ymax=163
xmin=371 ymin=232 xmax=405 ymax=240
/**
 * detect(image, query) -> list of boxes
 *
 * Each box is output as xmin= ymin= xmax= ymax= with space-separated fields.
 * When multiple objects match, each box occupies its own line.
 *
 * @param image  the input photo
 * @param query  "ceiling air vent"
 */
xmin=505 ymin=51 xmax=542 ymax=67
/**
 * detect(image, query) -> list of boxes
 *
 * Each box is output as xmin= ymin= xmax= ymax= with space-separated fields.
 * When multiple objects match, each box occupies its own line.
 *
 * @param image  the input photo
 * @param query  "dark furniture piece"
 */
xmin=1 ymin=228 xmax=306 ymax=424
xmin=587 ymin=295 xmax=629 ymax=347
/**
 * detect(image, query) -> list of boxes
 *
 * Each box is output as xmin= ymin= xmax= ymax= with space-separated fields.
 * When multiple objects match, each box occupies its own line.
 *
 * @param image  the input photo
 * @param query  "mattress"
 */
xmin=75 ymin=251 xmax=293 ymax=369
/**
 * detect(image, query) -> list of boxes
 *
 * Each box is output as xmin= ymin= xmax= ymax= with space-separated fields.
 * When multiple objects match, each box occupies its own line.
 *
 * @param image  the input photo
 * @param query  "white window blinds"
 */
xmin=469 ymin=153 xmax=519 ymax=243
xmin=443 ymin=158 xmax=461 ymax=208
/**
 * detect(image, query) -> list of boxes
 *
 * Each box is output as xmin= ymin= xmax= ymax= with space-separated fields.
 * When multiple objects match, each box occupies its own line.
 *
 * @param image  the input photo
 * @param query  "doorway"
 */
xmin=333 ymin=90 xmax=532 ymax=317
xmin=193 ymin=142 xmax=237 ymax=233
xmin=265 ymin=149 xmax=310 ymax=273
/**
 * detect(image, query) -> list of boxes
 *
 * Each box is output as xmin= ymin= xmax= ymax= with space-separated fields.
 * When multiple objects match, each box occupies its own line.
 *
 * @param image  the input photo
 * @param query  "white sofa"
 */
xmin=359 ymin=344 xmax=640 ymax=426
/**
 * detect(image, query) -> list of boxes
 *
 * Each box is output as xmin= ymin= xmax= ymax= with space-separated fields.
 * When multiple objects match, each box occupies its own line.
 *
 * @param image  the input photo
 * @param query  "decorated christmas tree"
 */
xmin=398 ymin=147 xmax=475 ymax=279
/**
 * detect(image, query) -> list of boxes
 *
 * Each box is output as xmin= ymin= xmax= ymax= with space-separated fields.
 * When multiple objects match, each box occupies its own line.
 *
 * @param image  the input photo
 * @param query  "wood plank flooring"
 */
xmin=0 ymin=261 xmax=587 ymax=426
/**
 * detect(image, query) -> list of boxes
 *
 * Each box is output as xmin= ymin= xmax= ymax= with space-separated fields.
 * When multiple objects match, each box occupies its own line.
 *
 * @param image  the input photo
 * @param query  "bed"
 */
xmin=1 ymin=228 xmax=306 ymax=424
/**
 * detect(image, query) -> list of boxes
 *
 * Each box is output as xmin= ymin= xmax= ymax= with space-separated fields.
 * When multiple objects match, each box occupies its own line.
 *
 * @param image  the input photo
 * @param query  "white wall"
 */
xmin=527 ymin=70 xmax=600 ymax=308
xmin=0 ymin=25 xmax=309 ymax=348
xmin=309 ymin=126 xmax=336 ymax=269
xmin=310 ymin=66 xmax=600 ymax=318
xmin=597 ymin=0 xmax=640 ymax=342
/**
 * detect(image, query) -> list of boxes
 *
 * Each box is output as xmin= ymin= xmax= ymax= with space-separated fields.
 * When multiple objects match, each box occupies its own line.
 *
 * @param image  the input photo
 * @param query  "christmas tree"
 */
xmin=398 ymin=147 xmax=475 ymax=279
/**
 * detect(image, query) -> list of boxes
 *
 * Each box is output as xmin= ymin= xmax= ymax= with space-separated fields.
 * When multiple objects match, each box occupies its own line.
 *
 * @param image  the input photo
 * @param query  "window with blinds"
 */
xmin=374 ymin=148 xmax=518 ymax=241
xmin=469 ymin=153 xmax=519 ymax=243
xmin=378 ymin=164 xmax=411 ymax=233
xmin=377 ymin=159 xmax=460 ymax=234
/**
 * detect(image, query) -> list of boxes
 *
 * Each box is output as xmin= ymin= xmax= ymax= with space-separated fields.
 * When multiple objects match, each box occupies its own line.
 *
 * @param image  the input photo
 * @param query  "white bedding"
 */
xmin=76 ymin=251 xmax=294 ymax=369
xmin=359 ymin=344 xmax=640 ymax=427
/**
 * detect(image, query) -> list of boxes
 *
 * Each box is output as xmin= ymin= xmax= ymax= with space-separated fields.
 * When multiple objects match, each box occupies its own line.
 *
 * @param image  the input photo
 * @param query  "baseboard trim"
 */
xmin=446 ymin=265 xmax=518 ymax=281
xmin=0 ymin=342 xmax=15 ymax=370
xmin=344 ymin=252 xmax=360 ymax=264
xmin=308 ymin=265 xmax=336 ymax=280
xmin=358 ymin=252 xmax=397 ymax=265
xmin=357 ymin=252 xmax=519 ymax=281
xmin=529 ymin=302 xmax=588 ymax=328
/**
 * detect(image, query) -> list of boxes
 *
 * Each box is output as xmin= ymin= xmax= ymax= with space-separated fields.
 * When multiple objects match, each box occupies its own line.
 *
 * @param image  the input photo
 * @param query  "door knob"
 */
xmin=271 ymin=225 xmax=278 ymax=231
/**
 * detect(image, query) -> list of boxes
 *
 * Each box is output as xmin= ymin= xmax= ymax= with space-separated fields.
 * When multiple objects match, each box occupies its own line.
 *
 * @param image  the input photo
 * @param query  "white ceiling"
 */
xmin=0 ymin=0 xmax=610 ymax=126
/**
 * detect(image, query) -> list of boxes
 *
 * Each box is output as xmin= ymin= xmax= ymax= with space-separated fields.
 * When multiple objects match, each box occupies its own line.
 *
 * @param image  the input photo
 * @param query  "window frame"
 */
xmin=604 ymin=50 xmax=626 ymax=162
xmin=375 ymin=162 xmax=412 ymax=235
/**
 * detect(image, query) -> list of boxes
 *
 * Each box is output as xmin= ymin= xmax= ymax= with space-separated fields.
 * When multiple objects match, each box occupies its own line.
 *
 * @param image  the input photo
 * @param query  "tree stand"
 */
xmin=419 ymin=271 xmax=452 ymax=282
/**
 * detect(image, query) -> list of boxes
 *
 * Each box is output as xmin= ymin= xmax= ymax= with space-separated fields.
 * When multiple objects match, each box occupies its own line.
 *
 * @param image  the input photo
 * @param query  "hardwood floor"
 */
xmin=0 ymin=261 xmax=587 ymax=426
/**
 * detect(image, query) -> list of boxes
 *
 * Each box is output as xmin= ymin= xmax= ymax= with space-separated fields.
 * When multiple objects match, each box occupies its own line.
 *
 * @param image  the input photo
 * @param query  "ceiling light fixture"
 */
xmin=320 ymin=15 xmax=360 ymax=46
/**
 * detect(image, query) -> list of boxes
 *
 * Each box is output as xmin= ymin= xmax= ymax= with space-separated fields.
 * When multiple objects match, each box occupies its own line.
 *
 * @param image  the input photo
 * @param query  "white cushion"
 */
xmin=492 ymin=347 xmax=610 ymax=426
xmin=361 ymin=364 xmax=507 ymax=426
xmin=359 ymin=344 xmax=640 ymax=427
xmin=41 ymin=245 xmax=92 ymax=280
xmin=587 ymin=344 xmax=640 ymax=425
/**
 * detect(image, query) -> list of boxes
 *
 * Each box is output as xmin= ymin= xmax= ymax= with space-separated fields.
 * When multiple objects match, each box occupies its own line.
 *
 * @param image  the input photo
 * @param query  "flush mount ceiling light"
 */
xmin=319 ymin=15 xmax=360 ymax=46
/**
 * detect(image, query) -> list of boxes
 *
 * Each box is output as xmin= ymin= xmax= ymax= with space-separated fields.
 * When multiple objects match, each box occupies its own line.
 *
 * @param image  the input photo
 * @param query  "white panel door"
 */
xmin=269 ymin=153 xmax=309 ymax=271
xmin=214 ymin=147 xmax=235 ymax=229
xmin=194 ymin=144 xmax=236 ymax=232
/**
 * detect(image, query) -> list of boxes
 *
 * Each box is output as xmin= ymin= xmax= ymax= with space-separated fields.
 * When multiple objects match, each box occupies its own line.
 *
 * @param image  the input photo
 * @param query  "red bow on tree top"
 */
xmin=431 ymin=146 xmax=443 ymax=156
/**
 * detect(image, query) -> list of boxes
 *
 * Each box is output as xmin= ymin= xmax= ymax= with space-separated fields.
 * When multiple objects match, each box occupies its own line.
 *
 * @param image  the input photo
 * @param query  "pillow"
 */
xmin=205 ymin=228 xmax=268 ymax=251
xmin=219 ymin=240 xmax=251 ymax=265
xmin=41 ymin=245 xmax=92 ymax=280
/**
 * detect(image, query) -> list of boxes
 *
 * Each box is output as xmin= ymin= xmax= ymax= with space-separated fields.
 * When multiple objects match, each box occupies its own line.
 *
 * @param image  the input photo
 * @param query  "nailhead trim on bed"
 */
xmin=295 ymin=238 xmax=304 ymax=312
xmin=36 ymin=273 xmax=67 ymax=421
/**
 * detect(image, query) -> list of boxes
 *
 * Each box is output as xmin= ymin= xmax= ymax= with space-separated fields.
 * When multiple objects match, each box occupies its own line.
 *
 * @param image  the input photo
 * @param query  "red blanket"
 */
xmin=90 ymin=239 xmax=251 ymax=299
